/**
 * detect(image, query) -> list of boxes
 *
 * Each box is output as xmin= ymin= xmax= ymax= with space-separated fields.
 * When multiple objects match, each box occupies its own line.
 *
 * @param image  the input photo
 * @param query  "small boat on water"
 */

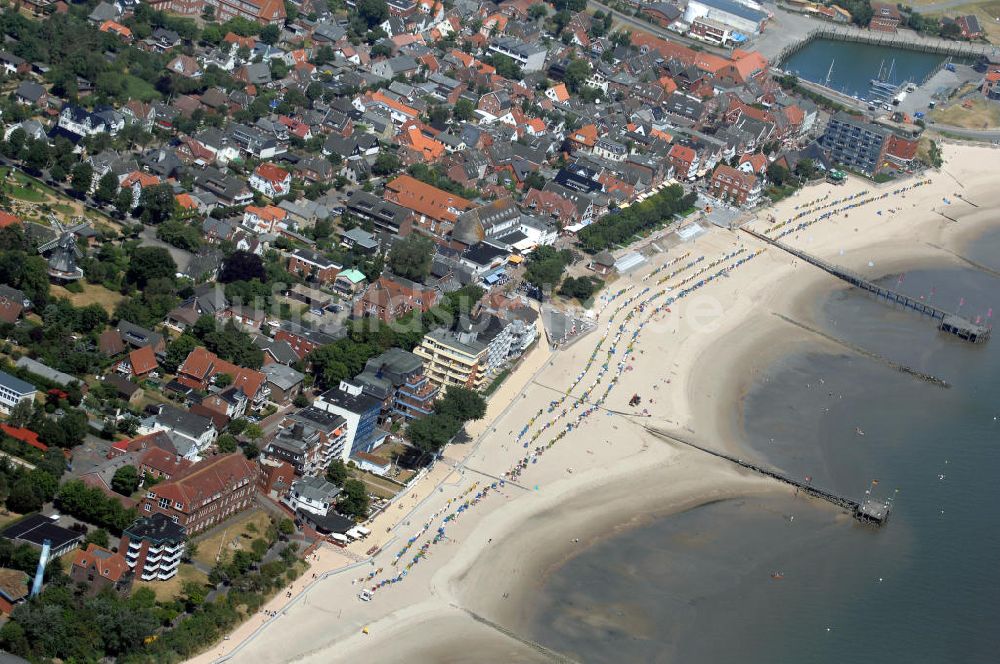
xmin=856 ymin=427 xmax=865 ymax=436
xmin=771 ymin=571 xmax=784 ymax=580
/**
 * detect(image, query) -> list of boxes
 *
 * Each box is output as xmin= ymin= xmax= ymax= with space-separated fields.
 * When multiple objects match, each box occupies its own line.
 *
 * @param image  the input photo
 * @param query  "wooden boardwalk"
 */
xmin=743 ymin=228 xmax=990 ymax=344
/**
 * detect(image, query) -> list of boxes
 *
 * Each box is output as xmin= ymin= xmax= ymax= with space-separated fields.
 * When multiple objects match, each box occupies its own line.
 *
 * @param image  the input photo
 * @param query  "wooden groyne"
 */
xmin=776 ymin=27 xmax=997 ymax=66
xmin=743 ymin=228 xmax=991 ymax=344
xmin=772 ymin=313 xmax=951 ymax=387
xmin=645 ymin=427 xmax=890 ymax=526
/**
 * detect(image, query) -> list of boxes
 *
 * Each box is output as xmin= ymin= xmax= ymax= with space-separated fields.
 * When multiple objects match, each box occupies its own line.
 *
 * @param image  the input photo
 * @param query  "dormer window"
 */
xmin=174 ymin=501 xmax=184 ymax=510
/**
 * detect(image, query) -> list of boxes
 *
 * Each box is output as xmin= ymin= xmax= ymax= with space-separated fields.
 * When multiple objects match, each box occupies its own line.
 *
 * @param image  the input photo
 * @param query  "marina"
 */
xmin=780 ymin=37 xmax=957 ymax=102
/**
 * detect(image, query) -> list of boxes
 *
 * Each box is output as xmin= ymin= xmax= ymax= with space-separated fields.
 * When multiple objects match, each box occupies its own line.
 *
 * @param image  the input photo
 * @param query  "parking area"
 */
xmin=67 ymin=434 xmax=114 ymax=478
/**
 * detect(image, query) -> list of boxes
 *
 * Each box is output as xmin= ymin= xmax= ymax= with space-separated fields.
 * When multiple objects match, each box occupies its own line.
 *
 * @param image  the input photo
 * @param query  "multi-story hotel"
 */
xmin=120 ymin=514 xmax=186 ymax=582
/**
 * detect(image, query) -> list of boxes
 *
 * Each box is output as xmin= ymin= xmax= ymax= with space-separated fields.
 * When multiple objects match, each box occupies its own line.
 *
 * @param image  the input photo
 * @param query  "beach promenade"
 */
xmin=189 ymin=143 xmax=1000 ymax=664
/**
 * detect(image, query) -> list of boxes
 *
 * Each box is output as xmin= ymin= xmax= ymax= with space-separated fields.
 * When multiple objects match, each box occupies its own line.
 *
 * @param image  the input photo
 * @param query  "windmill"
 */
xmin=37 ymin=214 xmax=88 ymax=282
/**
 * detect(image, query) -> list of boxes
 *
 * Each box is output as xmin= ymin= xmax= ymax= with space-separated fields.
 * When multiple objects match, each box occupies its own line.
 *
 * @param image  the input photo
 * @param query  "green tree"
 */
xmin=529 ymin=3 xmax=548 ymax=19
xmin=558 ymin=275 xmax=602 ymax=303
xmin=357 ymin=0 xmax=389 ymax=27
xmin=766 ymin=162 xmax=790 ymax=186
xmin=164 ymin=334 xmax=198 ymax=373
xmin=260 ymin=23 xmax=280 ymax=45
xmin=524 ymin=245 xmax=572 ymax=288
xmin=84 ymin=528 xmax=110 ymax=548
xmin=436 ymin=386 xmax=487 ymax=422
xmin=24 ymin=139 xmax=51 ymax=173
xmin=407 ymin=413 xmax=460 ymax=456
xmin=372 ymin=152 xmax=401 ymax=176
xmin=326 ymin=459 xmax=349 ymax=487
xmin=387 ymin=234 xmax=434 ymax=281
xmin=114 ymin=188 xmax=134 ymax=216
xmin=217 ymin=433 xmax=238 ymax=453
xmin=111 ymin=465 xmax=141 ymax=496
xmin=126 ymin=246 xmax=177 ymax=289
xmin=180 ymin=579 xmax=208 ymax=611
xmin=794 ymin=158 xmax=818 ymax=180
xmin=336 ymin=478 xmax=370 ymax=518
xmin=6 ymin=477 xmax=43 ymax=514
xmin=563 ymin=58 xmax=591 ymax=93
xmin=244 ymin=423 xmax=263 ymax=442
xmin=453 ymin=98 xmax=475 ymax=122
xmin=138 ymin=183 xmax=177 ymax=224
xmin=7 ymin=400 xmax=34 ymax=428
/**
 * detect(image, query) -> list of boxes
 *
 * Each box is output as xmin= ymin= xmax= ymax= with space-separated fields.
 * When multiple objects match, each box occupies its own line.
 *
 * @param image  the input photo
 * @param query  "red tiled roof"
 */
xmin=178 ymin=347 xmax=266 ymax=399
xmin=128 ymin=345 xmax=158 ymax=375
xmin=0 ymin=294 xmax=22 ymax=323
xmin=148 ymin=453 xmax=256 ymax=514
xmin=384 ymin=174 xmax=473 ymax=223
xmin=0 ymin=424 xmax=47 ymax=452
xmin=175 ymin=193 xmax=197 ymax=210
xmin=72 ymin=544 xmax=130 ymax=583
xmin=121 ymin=171 xmax=160 ymax=188
xmin=669 ymin=144 xmax=696 ymax=162
xmin=712 ymin=164 xmax=756 ymax=188
xmin=0 ymin=211 xmax=20 ymax=228
xmin=140 ymin=446 xmax=193 ymax=477
xmin=254 ymin=163 xmax=290 ymax=184
xmin=178 ymin=346 xmax=215 ymax=380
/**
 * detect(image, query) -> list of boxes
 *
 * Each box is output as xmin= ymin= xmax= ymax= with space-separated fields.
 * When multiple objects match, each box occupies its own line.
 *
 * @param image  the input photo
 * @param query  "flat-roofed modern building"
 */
xmin=120 ymin=514 xmax=186 ymax=582
xmin=0 ymin=370 xmax=36 ymax=415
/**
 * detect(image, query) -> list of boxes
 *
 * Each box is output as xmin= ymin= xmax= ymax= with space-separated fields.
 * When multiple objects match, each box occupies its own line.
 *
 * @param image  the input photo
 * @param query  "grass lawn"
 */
xmin=193 ymin=508 xmax=272 ymax=568
xmin=124 ymin=75 xmax=161 ymax=102
xmin=352 ymin=469 xmax=401 ymax=499
xmin=50 ymin=281 xmax=126 ymax=314
xmin=931 ymin=97 xmax=1000 ymax=129
xmin=5 ymin=183 xmax=48 ymax=203
xmin=134 ymin=563 xmax=208 ymax=602
xmin=0 ymin=511 xmax=23 ymax=530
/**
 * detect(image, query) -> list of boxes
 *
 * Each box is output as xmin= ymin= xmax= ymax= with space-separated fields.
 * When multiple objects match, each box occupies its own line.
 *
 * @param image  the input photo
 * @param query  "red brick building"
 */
xmin=176 ymin=346 xmax=269 ymax=408
xmin=668 ymin=144 xmax=698 ymax=180
xmin=138 ymin=453 xmax=257 ymax=535
xmin=709 ymin=164 xmax=762 ymax=207
xmin=869 ymin=2 xmax=901 ymax=31
xmin=287 ymin=248 xmax=342 ymax=285
xmin=884 ymin=133 xmax=920 ymax=167
xmin=70 ymin=544 xmax=133 ymax=596
xmin=148 ymin=0 xmax=284 ymax=24
xmin=353 ymin=275 xmax=441 ymax=323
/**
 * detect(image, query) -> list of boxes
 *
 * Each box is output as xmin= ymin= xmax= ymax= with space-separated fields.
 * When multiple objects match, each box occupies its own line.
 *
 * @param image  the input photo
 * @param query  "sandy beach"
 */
xmin=193 ymin=143 xmax=1000 ymax=664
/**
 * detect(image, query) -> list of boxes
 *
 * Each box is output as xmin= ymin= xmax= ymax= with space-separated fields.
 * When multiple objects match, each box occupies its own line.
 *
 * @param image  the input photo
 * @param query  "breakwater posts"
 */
xmin=776 ymin=27 xmax=997 ymax=67
xmin=644 ymin=427 xmax=891 ymax=526
xmin=924 ymin=242 xmax=1000 ymax=280
xmin=741 ymin=228 xmax=991 ymax=344
xmin=772 ymin=313 xmax=951 ymax=387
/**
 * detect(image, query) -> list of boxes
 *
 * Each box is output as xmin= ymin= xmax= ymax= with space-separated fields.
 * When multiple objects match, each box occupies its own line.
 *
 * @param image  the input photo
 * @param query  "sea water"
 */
xmin=526 ymin=232 xmax=1000 ymax=663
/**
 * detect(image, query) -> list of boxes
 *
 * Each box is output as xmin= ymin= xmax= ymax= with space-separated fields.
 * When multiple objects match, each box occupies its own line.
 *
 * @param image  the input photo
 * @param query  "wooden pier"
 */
xmin=646 ymin=427 xmax=890 ymax=526
xmin=743 ymin=228 xmax=990 ymax=344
